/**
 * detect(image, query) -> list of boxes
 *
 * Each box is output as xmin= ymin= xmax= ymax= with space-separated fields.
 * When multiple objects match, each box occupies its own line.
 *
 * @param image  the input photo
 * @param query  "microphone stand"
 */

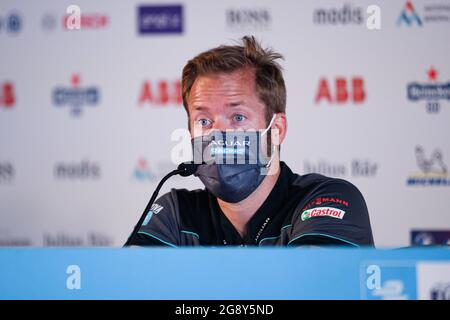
xmin=123 ymin=162 xmax=197 ymax=247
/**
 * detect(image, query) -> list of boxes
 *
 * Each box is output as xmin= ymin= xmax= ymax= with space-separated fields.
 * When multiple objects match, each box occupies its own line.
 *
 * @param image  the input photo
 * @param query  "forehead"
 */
xmin=188 ymin=68 xmax=257 ymax=103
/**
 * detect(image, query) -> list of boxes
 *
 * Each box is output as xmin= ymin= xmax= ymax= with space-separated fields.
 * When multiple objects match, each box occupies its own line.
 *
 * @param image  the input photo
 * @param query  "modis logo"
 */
xmin=54 ymin=160 xmax=101 ymax=180
xmin=315 ymin=76 xmax=366 ymax=105
xmin=314 ymin=4 xmax=364 ymax=25
xmin=301 ymin=207 xmax=346 ymax=221
xmin=0 ymin=82 xmax=15 ymax=108
xmin=407 ymin=67 xmax=450 ymax=114
xmin=52 ymin=74 xmax=100 ymax=116
xmin=138 ymin=79 xmax=182 ymax=106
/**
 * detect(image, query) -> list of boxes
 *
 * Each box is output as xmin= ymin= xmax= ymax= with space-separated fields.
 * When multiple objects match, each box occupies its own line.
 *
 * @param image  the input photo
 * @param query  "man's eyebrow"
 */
xmin=192 ymin=102 xmax=246 ymax=110
xmin=225 ymin=101 xmax=245 ymax=107
xmin=192 ymin=105 xmax=208 ymax=111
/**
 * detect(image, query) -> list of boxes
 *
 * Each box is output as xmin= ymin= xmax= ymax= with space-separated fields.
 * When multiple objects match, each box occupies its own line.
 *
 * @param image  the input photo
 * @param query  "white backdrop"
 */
xmin=1 ymin=0 xmax=449 ymax=247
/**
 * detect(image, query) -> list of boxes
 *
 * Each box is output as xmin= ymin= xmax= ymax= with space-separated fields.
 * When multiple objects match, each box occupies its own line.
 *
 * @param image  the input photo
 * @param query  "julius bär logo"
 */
xmin=407 ymin=67 xmax=450 ymax=113
xmin=52 ymin=74 xmax=100 ymax=116
xmin=315 ymin=76 xmax=366 ymax=105
xmin=407 ymin=146 xmax=450 ymax=186
xmin=1 ymin=82 xmax=15 ymax=108
xmin=397 ymin=1 xmax=422 ymax=26
xmin=303 ymin=159 xmax=378 ymax=178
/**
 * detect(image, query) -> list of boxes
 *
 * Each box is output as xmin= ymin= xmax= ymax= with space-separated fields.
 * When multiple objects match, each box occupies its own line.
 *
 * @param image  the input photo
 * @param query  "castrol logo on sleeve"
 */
xmin=301 ymin=207 xmax=346 ymax=221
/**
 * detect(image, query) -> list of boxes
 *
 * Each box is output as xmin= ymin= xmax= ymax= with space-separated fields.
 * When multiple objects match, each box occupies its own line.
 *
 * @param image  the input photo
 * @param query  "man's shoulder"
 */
xmin=290 ymin=172 xmax=361 ymax=196
xmin=163 ymin=187 xmax=209 ymax=203
xmin=133 ymin=187 xmax=209 ymax=247
xmin=154 ymin=187 xmax=209 ymax=217
xmin=285 ymin=171 xmax=374 ymax=246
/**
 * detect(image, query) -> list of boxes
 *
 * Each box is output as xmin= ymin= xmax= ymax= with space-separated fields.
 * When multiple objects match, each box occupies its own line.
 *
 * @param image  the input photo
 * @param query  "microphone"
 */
xmin=177 ymin=161 xmax=199 ymax=177
xmin=123 ymin=162 xmax=198 ymax=247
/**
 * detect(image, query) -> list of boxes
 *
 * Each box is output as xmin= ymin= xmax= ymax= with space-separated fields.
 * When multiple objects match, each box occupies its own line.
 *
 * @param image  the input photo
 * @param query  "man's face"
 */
xmin=187 ymin=68 xmax=268 ymax=137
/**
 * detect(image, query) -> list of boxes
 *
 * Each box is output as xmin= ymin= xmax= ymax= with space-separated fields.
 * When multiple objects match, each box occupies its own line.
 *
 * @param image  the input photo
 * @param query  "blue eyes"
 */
xmin=197 ymin=119 xmax=212 ymax=126
xmin=196 ymin=115 xmax=247 ymax=127
xmin=233 ymin=114 xmax=246 ymax=122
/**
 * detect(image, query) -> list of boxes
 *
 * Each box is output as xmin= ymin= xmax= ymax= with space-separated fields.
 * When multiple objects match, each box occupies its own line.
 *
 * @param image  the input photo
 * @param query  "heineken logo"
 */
xmin=301 ymin=207 xmax=346 ymax=221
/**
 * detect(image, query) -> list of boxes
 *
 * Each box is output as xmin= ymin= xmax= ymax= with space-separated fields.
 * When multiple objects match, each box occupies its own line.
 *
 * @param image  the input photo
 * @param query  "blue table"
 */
xmin=0 ymin=248 xmax=449 ymax=300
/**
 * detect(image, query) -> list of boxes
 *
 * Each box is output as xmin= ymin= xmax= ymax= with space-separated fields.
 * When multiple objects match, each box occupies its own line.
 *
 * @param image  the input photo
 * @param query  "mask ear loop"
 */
xmin=261 ymin=114 xmax=277 ymax=168
xmin=261 ymin=114 xmax=277 ymax=137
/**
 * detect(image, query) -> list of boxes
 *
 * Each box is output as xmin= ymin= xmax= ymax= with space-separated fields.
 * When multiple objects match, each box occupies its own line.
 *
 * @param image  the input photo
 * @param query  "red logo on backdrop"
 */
xmin=0 ymin=82 xmax=15 ymax=108
xmin=315 ymin=77 xmax=366 ymax=104
xmin=62 ymin=14 xmax=108 ymax=29
xmin=138 ymin=80 xmax=182 ymax=106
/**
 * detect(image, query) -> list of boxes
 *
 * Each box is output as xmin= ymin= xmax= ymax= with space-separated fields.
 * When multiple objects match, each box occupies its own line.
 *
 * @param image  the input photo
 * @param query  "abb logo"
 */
xmin=0 ymin=82 xmax=15 ymax=108
xmin=138 ymin=80 xmax=182 ymax=106
xmin=315 ymin=77 xmax=366 ymax=104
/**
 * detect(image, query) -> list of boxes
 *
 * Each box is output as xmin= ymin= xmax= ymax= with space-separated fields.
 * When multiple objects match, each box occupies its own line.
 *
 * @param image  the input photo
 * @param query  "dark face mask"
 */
xmin=191 ymin=116 xmax=276 ymax=203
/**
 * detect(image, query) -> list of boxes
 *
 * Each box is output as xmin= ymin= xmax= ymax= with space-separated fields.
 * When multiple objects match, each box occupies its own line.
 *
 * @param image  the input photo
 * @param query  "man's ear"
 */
xmin=272 ymin=113 xmax=287 ymax=146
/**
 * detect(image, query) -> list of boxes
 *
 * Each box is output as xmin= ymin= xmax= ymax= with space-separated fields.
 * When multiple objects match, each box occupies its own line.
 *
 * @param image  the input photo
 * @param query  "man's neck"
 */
xmin=217 ymin=161 xmax=281 ymax=238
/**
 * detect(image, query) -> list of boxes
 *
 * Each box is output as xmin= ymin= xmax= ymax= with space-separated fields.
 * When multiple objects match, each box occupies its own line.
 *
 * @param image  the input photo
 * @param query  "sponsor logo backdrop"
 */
xmin=0 ymin=0 xmax=449 ymax=247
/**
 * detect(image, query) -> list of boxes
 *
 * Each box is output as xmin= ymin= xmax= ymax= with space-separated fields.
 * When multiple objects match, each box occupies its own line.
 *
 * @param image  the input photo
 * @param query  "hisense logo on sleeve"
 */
xmin=301 ymin=207 xmax=346 ymax=221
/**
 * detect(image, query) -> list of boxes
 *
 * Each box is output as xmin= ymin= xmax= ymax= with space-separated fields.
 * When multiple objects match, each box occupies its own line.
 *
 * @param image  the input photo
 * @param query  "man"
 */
xmin=128 ymin=36 xmax=374 ymax=247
